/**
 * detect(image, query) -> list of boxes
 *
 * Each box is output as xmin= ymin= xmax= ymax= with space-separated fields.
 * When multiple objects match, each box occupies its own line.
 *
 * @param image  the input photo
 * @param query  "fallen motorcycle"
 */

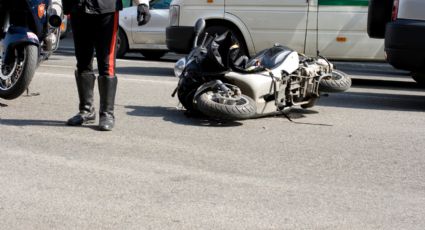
xmin=172 ymin=19 xmax=351 ymax=120
xmin=0 ymin=0 xmax=63 ymax=100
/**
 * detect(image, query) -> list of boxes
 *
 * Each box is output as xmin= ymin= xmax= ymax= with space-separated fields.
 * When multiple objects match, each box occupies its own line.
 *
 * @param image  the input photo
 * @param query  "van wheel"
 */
xmin=412 ymin=72 xmax=425 ymax=87
xmin=201 ymin=25 xmax=248 ymax=57
xmin=117 ymin=28 xmax=128 ymax=58
xmin=367 ymin=0 xmax=394 ymax=39
xmin=140 ymin=50 xmax=167 ymax=60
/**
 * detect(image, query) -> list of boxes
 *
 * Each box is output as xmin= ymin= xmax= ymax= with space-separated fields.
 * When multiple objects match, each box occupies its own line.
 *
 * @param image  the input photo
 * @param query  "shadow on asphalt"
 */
xmin=53 ymin=50 xmax=78 ymax=57
xmin=0 ymin=119 xmax=103 ymax=130
xmin=352 ymin=78 xmax=423 ymax=89
xmin=0 ymin=119 xmax=67 ymax=127
xmin=318 ymin=91 xmax=425 ymax=112
xmin=125 ymin=105 xmax=243 ymax=127
xmin=125 ymin=105 xmax=333 ymax=127
xmin=115 ymin=66 xmax=174 ymax=77
xmin=119 ymin=55 xmax=179 ymax=63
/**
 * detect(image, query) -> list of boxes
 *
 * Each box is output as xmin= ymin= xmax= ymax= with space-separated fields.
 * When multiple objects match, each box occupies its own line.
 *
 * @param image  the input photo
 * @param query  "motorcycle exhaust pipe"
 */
xmin=44 ymin=14 xmax=62 ymax=53
xmin=48 ymin=14 xmax=62 ymax=28
xmin=44 ymin=32 xmax=58 ymax=52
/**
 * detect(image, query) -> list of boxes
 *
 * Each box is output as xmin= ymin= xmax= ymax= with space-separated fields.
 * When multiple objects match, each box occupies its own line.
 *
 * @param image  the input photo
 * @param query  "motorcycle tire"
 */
xmin=319 ymin=70 xmax=351 ymax=93
xmin=178 ymin=88 xmax=196 ymax=111
xmin=0 ymin=45 xmax=38 ymax=100
xmin=301 ymin=97 xmax=318 ymax=109
xmin=196 ymin=91 xmax=256 ymax=120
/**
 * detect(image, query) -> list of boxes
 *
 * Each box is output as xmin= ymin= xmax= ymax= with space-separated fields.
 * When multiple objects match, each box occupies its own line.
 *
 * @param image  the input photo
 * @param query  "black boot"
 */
xmin=98 ymin=75 xmax=117 ymax=131
xmin=67 ymin=71 xmax=96 ymax=126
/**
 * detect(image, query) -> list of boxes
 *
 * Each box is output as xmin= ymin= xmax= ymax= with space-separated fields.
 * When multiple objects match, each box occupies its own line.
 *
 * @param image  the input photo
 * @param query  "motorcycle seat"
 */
xmin=245 ymin=45 xmax=294 ymax=70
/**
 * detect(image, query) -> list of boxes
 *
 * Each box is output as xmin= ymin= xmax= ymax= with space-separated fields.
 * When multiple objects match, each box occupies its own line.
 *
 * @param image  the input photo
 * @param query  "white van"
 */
xmin=166 ymin=0 xmax=385 ymax=60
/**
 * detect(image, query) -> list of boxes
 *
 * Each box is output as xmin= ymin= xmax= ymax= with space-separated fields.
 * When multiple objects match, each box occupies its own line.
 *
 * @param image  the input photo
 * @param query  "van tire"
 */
xmin=367 ymin=0 xmax=393 ymax=39
xmin=140 ymin=50 xmax=167 ymax=60
xmin=202 ymin=25 xmax=248 ymax=57
xmin=412 ymin=72 xmax=425 ymax=87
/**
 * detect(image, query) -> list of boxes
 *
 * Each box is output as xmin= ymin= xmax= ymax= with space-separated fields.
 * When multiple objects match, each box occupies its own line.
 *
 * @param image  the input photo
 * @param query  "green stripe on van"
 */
xmin=318 ymin=0 xmax=369 ymax=6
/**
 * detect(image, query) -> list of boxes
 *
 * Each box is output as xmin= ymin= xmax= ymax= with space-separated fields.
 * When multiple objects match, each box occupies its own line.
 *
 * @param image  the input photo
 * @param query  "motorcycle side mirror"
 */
xmin=194 ymin=18 xmax=206 ymax=36
xmin=193 ymin=18 xmax=206 ymax=48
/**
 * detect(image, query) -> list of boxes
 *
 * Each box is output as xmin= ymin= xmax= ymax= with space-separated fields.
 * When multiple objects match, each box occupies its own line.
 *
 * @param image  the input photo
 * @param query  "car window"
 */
xmin=150 ymin=0 xmax=172 ymax=10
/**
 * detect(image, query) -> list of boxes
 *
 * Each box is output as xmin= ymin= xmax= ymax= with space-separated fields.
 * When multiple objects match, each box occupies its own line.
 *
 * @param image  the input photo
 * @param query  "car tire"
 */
xmin=367 ymin=0 xmax=394 ymax=39
xmin=412 ymin=72 xmax=425 ymax=87
xmin=117 ymin=28 xmax=128 ymax=58
xmin=140 ymin=50 xmax=167 ymax=60
xmin=201 ymin=25 xmax=248 ymax=57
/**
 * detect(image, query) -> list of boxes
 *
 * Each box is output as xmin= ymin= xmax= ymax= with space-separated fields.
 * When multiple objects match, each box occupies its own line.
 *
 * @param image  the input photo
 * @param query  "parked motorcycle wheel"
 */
xmin=0 ymin=45 xmax=38 ymax=100
xmin=319 ymin=70 xmax=351 ymax=93
xmin=196 ymin=90 xmax=256 ymax=120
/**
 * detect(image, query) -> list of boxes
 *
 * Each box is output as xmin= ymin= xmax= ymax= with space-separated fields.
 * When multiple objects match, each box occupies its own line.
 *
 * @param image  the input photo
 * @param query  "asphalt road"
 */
xmin=0 ymin=38 xmax=425 ymax=229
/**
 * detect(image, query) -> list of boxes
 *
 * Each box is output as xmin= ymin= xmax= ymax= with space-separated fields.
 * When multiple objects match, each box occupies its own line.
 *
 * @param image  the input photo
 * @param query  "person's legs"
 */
xmin=67 ymin=12 xmax=97 ymax=126
xmin=94 ymin=11 xmax=119 ymax=131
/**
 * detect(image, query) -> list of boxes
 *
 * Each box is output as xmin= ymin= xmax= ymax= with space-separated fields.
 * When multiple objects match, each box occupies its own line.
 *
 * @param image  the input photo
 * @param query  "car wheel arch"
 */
xmin=117 ymin=26 xmax=130 ymax=58
xmin=205 ymin=17 xmax=255 ymax=57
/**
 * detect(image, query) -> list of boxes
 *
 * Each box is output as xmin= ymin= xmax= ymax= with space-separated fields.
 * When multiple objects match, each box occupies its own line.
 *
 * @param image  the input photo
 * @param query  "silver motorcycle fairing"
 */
xmin=224 ymin=51 xmax=300 ymax=115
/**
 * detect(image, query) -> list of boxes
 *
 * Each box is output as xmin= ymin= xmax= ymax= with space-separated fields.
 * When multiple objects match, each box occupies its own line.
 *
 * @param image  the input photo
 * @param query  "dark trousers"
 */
xmin=70 ymin=11 xmax=119 ymax=76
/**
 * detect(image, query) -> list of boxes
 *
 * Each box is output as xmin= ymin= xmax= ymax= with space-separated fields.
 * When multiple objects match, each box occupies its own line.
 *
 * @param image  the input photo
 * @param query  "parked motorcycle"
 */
xmin=0 ymin=0 xmax=63 ymax=100
xmin=172 ymin=19 xmax=352 ymax=120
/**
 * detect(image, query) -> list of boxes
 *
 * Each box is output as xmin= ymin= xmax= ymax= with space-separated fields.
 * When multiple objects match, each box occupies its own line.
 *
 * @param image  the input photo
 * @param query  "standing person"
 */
xmin=63 ymin=0 xmax=150 ymax=131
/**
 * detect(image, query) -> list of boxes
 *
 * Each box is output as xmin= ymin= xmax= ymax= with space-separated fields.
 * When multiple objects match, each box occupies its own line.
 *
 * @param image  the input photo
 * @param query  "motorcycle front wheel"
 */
xmin=196 ymin=90 xmax=256 ymax=120
xmin=319 ymin=70 xmax=352 ymax=93
xmin=0 ymin=45 xmax=38 ymax=100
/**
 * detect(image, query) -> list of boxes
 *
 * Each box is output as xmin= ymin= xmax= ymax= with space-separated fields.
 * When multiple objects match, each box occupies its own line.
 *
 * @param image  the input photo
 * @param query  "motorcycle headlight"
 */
xmin=174 ymin=58 xmax=186 ymax=78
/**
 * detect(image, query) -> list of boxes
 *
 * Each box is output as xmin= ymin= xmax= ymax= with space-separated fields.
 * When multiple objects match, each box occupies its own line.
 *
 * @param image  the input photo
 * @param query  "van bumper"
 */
xmin=385 ymin=19 xmax=425 ymax=72
xmin=166 ymin=26 xmax=194 ymax=54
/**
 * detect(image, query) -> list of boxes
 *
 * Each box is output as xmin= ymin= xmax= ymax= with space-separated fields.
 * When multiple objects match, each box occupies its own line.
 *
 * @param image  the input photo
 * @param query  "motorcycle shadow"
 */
xmin=125 ymin=105 xmax=243 ymax=127
xmin=258 ymin=108 xmax=332 ymax=126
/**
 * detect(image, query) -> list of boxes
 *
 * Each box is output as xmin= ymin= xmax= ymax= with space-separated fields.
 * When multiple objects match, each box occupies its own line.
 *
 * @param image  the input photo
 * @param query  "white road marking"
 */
xmin=41 ymin=64 xmax=75 ymax=69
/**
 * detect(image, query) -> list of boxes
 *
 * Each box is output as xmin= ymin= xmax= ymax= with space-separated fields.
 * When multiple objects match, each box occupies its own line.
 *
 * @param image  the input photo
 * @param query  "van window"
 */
xmin=150 ymin=0 xmax=172 ymax=9
xmin=318 ymin=0 xmax=368 ymax=6
xmin=122 ymin=0 xmax=131 ymax=8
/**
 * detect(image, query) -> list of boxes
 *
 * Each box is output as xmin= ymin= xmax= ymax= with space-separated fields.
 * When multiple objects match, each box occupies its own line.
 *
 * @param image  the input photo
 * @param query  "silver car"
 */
xmin=118 ymin=0 xmax=171 ymax=59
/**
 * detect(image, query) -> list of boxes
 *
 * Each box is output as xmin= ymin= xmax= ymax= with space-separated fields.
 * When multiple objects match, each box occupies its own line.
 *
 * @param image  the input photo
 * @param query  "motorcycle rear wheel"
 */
xmin=196 ymin=91 xmax=256 ymax=120
xmin=0 ymin=45 xmax=38 ymax=100
xmin=319 ymin=70 xmax=351 ymax=93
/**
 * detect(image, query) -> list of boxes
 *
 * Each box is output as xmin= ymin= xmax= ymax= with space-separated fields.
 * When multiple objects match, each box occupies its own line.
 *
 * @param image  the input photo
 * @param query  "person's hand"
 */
xmin=137 ymin=4 xmax=151 ymax=26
